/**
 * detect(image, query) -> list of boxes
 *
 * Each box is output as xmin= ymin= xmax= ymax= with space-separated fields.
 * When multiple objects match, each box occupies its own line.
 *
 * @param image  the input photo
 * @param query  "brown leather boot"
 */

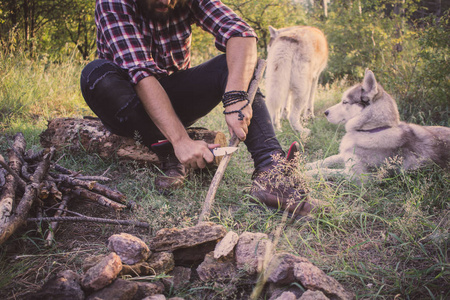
xmin=250 ymin=142 xmax=317 ymax=217
xmin=152 ymin=140 xmax=187 ymax=194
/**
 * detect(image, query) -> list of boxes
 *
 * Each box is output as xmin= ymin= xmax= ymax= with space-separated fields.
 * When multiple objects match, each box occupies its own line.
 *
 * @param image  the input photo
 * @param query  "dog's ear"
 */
xmin=361 ymin=69 xmax=378 ymax=104
xmin=269 ymin=26 xmax=278 ymax=39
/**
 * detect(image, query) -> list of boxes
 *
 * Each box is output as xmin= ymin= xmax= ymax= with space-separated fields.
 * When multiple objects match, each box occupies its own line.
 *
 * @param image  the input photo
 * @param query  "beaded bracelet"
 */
xmin=223 ymin=101 xmax=250 ymax=120
xmin=222 ymin=90 xmax=248 ymax=103
xmin=222 ymin=90 xmax=249 ymax=121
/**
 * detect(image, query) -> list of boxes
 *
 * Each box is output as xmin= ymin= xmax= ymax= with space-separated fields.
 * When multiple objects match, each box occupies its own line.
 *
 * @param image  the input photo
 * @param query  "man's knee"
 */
xmin=81 ymin=59 xmax=124 ymax=92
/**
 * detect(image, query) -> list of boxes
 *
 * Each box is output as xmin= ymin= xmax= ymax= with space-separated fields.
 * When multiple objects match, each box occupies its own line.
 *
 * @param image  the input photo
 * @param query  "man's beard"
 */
xmin=141 ymin=0 xmax=179 ymax=22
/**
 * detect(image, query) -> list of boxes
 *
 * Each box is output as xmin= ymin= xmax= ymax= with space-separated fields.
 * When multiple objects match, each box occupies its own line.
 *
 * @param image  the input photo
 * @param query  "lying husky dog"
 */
xmin=265 ymin=26 xmax=328 ymax=136
xmin=306 ymin=69 xmax=450 ymax=182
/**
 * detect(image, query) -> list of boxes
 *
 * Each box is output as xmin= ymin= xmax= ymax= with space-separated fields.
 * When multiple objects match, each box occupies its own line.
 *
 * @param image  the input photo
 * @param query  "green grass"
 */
xmin=0 ymin=54 xmax=449 ymax=300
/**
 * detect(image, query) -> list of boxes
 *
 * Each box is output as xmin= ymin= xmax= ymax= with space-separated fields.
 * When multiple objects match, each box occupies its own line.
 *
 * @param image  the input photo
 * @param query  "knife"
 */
xmin=211 ymin=147 xmax=238 ymax=157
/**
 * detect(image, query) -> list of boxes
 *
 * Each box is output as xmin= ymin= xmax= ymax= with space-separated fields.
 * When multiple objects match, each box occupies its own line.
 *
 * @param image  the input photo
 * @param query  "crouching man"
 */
xmin=80 ymin=0 xmax=318 ymax=216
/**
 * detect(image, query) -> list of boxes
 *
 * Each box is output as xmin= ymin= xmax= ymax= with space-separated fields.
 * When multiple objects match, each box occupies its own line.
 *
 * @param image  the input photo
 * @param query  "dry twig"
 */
xmin=28 ymin=216 xmax=150 ymax=229
xmin=0 ymin=134 xmax=131 ymax=245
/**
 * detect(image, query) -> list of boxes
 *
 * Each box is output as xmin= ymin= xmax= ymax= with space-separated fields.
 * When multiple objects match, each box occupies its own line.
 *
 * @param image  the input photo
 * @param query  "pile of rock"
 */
xmin=26 ymin=222 xmax=354 ymax=300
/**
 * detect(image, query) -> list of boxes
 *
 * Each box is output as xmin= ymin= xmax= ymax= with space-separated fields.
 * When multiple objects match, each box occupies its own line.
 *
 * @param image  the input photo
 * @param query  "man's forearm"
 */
xmin=225 ymin=37 xmax=257 ymax=92
xmin=134 ymin=76 xmax=189 ymax=145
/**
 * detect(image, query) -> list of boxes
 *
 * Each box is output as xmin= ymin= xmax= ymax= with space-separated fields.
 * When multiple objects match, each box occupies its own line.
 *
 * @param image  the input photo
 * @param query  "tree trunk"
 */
xmin=393 ymin=0 xmax=405 ymax=54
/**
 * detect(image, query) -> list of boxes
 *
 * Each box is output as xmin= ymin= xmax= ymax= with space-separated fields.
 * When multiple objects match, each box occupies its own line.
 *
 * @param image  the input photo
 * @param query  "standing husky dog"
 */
xmin=265 ymin=26 xmax=328 ymax=135
xmin=306 ymin=69 xmax=450 ymax=182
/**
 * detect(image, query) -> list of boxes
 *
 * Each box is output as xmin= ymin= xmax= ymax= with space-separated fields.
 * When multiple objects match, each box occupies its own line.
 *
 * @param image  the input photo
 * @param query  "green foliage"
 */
xmin=0 ymin=55 xmax=449 ymax=299
xmin=0 ymin=0 xmax=95 ymax=59
xmin=190 ymin=26 xmax=220 ymax=66
xmin=223 ymin=0 xmax=307 ymax=56
xmin=0 ymin=3 xmax=449 ymax=298
xmin=47 ymin=0 xmax=96 ymax=60
xmin=314 ymin=1 xmax=448 ymax=125
xmin=0 ymin=45 xmax=90 ymax=134
xmin=396 ymin=11 xmax=450 ymax=125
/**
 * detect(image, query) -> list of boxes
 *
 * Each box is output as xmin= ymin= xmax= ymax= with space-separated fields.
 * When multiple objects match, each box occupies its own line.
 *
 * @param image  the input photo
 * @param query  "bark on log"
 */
xmin=0 ymin=133 xmax=27 ymax=226
xmin=70 ymin=187 xmax=127 ymax=211
xmin=45 ymin=194 xmax=71 ymax=246
xmin=40 ymin=118 xmax=227 ymax=165
xmin=57 ymin=175 xmax=126 ymax=204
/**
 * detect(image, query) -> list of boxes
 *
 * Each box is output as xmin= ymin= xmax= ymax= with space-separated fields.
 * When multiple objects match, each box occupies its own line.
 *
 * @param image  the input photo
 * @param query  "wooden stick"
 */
xmin=0 ymin=134 xmax=27 ymax=227
xmin=0 ymin=149 xmax=53 ymax=245
xmin=70 ymin=187 xmax=127 ymax=211
xmin=0 ymin=154 xmax=27 ymax=191
xmin=73 ymin=175 xmax=111 ymax=182
xmin=28 ymin=216 xmax=151 ymax=229
xmin=57 ymin=175 xmax=126 ymax=204
xmin=45 ymin=194 xmax=72 ymax=247
xmin=198 ymin=58 xmax=267 ymax=224
xmin=23 ymin=148 xmax=49 ymax=162
xmin=0 ymin=168 xmax=6 ymax=187
xmin=30 ymin=148 xmax=54 ymax=183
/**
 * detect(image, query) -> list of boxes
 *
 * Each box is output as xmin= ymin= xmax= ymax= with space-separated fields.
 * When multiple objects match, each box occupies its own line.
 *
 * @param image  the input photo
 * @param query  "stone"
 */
xmin=132 ymin=281 xmax=165 ymax=300
xmin=120 ymin=251 xmax=174 ymax=277
xmin=214 ymin=231 xmax=239 ymax=259
xmin=267 ymin=252 xmax=310 ymax=285
xmin=26 ymin=270 xmax=84 ymax=300
xmin=108 ymin=233 xmax=151 ymax=265
xmin=294 ymin=262 xmax=354 ymax=300
xmin=235 ymin=232 xmax=273 ymax=275
xmin=173 ymin=240 xmax=217 ymax=266
xmin=267 ymin=284 xmax=304 ymax=300
xmin=299 ymin=290 xmax=330 ymax=300
xmin=142 ymin=294 xmax=166 ymax=300
xmin=86 ymin=278 xmax=138 ymax=300
xmin=120 ymin=262 xmax=154 ymax=277
xmin=273 ymin=291 xmax=297 ymax=300
xmin=82 ymin=255 xmax=106 ymax=272
xmin=147 ymin=251 xmax=175 ymax=275
xmin=81 ymin=252 xmax=123 ymax=292
xmin=150 ymin=222 xmax=227 ymax=252
xmin=196 ymin=251 xmax=237 ymax=282
xmin=162 ymin=266 xmax=192 ymax=290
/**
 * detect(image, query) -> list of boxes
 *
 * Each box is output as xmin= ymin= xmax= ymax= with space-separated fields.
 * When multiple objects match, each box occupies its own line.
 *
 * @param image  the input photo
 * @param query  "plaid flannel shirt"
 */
xmin=95 ymin=0 xmax=257 ymax=84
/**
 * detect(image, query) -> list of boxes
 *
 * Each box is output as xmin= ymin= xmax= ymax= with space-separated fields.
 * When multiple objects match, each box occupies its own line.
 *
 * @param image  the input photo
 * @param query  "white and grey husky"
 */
xmin=306 ymin=69 xmax=450 ymax=182
xmin=265 ymin=26 xmax=328 ymax=136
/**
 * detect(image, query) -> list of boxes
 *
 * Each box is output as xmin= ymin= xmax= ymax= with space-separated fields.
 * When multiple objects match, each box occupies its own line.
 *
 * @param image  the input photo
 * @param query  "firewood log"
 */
xmin=0 ymin=133 xmax=26 ymax=226
xmin=40 ymin=118 xmax=226 ymax=165
xmin=0 ymin=149 xmax=53 ymax=245
xmin=57 ymin=174 xmax=126 ymax=204
xmin=70 ymin=187 xmax=127 ymax=211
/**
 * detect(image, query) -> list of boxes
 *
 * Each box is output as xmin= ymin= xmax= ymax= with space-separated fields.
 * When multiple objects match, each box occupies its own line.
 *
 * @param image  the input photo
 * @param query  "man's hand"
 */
xmin=224 ymin=37 xmax=257 ymax=141
xmin=224 ymin=101 xmax=253 ymax=141
xmin=135 ymin=77 xmax=218 ymax=168
xmin=173 ymin=138 xmax=221 ymax=169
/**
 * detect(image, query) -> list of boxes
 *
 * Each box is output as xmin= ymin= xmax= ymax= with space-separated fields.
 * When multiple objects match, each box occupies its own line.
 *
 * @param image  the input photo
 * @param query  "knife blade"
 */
xmin=211 ymin=147 xmax=238 ymax=157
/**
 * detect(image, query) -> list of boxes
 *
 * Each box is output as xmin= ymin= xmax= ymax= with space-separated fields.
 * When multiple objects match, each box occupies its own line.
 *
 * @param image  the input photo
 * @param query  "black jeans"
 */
xmin=80 ymin=54 xmax=282 ymax=169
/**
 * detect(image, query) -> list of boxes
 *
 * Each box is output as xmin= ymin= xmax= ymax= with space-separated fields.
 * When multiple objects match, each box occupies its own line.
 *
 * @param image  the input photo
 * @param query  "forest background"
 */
xmin=0 ymin=0 xmax=449 ymax=299
xmin=1 ymin=0 xmax=448 ymax=129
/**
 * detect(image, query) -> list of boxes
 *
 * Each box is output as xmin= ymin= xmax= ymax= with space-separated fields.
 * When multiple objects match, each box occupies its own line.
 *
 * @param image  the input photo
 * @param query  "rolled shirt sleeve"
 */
xmin=190 ymin=0 xmax=257 ymax=52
